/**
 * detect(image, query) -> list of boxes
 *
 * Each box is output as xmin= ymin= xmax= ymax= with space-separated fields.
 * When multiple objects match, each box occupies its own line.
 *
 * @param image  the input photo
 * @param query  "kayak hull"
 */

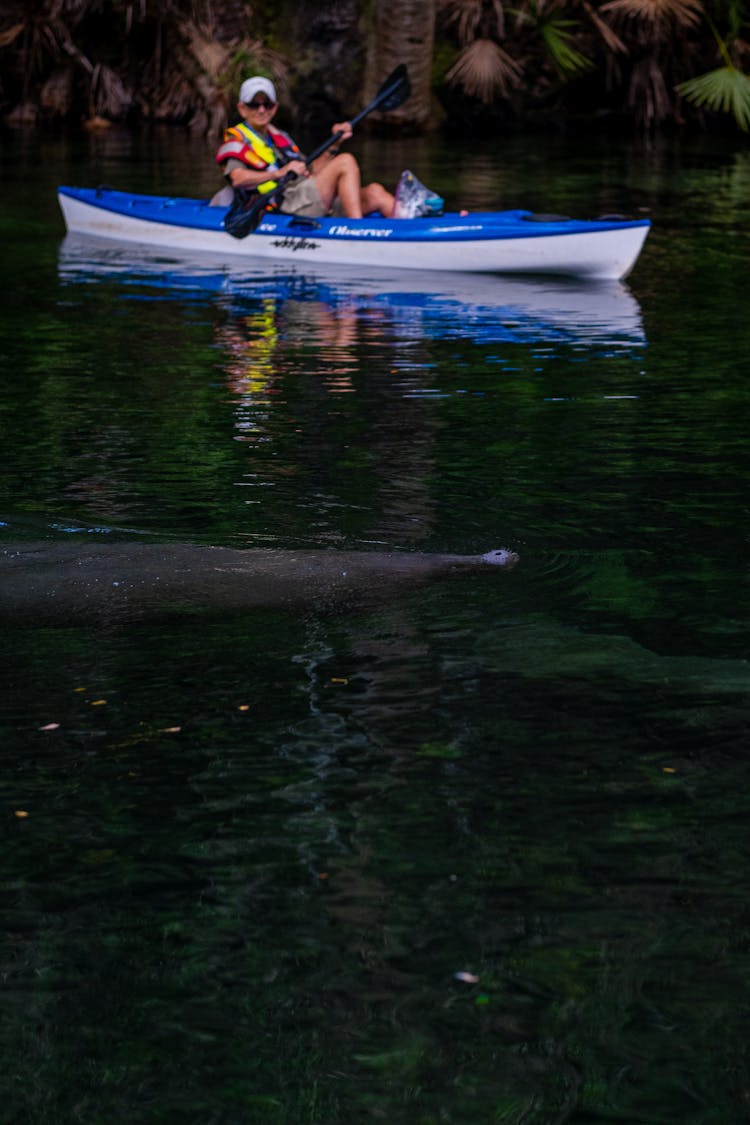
xmin=57 ymin=186 xmax=650 ymax=281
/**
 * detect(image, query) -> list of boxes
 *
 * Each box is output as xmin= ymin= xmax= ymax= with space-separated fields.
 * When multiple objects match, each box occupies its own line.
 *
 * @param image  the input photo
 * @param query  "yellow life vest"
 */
xmin=215 ymin=123 xmax=301 ymax=195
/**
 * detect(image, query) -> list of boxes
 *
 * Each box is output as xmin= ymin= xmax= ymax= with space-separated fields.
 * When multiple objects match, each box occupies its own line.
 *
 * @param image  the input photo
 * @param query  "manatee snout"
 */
xmin=481 ymin=548 xmax=519 ymax=568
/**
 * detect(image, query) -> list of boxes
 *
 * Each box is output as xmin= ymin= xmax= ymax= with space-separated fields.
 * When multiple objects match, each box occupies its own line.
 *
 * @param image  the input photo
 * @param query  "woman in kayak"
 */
xmin=216 ymin=76 xmax=395 ymax=219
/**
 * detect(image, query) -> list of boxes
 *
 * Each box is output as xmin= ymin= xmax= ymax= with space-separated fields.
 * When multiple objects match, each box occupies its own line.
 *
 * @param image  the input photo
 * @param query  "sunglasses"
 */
xmin=247 ymin=98 xmax=275 ymax=110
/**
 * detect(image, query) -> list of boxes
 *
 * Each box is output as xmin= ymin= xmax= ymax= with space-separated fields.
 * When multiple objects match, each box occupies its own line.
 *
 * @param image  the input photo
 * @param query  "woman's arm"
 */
xmin=228 ymin=159 xmax=308 ymax=188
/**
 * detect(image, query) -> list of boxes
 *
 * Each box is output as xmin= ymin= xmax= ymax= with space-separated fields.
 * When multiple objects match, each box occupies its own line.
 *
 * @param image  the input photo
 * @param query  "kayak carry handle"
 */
xmin=287 ymin=217 xmax=322 ymax=230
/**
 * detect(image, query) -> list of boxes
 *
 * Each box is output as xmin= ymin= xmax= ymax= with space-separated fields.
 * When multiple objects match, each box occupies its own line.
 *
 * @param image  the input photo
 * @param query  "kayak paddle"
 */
xmin=223 ymin=64 xmax=411 ymax=239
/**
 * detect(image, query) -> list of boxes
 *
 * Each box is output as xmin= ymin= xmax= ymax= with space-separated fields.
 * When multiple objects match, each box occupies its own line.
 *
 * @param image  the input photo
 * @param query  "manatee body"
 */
xmin=0 ymin=542 xmax=518 ymax=623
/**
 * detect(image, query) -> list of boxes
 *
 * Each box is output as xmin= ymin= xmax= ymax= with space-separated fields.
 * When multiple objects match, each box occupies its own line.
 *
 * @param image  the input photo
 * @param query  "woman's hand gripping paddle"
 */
xmin=223 ymin=65 xmax=411 ymax=239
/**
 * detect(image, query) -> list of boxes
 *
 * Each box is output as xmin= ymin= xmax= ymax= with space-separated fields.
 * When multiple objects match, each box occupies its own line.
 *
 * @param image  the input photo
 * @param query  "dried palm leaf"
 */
xmin=601 ymin=0 xmax=702 ymax=31
xmin=580 ymin=0 xmax=628 ymax=53
xmin=142 ymin=67 xmax=196 ymax=120
xmin=91 ymin=62 xmax=133 ymax=117
xmin=439 ymin=0 xmax=505 ymax=43
xmin=628 ymin=54 xmax=672 ymax=123
xmin=181 ymin=20 xmax=234 ymax=78
xmin=0 ymin=22 xmax=24 ymax=48
xmin=40 ymin=66 xmax=74 ymax=113
xmin=54 ymin=20 xmax=94 ymax=73
xmin=446 ymin=37 xmax=524 ymax=101
xmin=488 ymin=0 xmax=506 ymax=39
xmin=439 ymin=0 xmax=484 ymax=43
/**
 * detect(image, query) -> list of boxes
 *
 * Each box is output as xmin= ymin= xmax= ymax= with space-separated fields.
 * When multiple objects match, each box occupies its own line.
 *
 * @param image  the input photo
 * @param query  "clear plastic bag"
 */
xmin=392 ymin=169 xmax=444 ymax=218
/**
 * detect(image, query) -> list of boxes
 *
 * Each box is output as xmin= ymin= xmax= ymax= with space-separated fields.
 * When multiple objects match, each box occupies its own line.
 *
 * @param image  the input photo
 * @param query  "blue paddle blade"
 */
xmin=376 ymin=65 xmax=411 ymax=111
xmin=223 ymin=188 xmax=268 ymax=239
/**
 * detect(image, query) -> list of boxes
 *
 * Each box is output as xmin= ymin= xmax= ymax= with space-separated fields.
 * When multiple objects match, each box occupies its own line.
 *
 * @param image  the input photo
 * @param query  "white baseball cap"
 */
xmin=239 ymin=77 xmax=277 ymax=105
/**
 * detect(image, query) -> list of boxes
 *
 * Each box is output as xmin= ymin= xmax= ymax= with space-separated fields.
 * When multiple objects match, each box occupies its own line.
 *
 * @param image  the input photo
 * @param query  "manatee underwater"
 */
xmin=0 ymin=541 xmax=519 ymax=624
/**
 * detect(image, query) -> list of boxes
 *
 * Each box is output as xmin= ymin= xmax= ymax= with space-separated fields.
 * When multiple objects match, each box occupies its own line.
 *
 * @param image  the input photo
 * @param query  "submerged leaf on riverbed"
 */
xmin=417 ymin=741 xmax=463 ymax=758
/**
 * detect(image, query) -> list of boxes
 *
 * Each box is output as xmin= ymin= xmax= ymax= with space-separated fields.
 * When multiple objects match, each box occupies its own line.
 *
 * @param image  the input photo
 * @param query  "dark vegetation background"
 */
xmin=2 ymin=0 xmax=750 ymax=139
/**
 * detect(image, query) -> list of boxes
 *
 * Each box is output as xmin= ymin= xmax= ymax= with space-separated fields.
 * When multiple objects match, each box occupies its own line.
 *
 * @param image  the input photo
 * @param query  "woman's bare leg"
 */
xmin=311 ymin=154 xmax=395 ymax=218
xmin=361 ymin=182 xmax=395 ymax=217
xmin=312 ymin=153 xmax=363 ymax=217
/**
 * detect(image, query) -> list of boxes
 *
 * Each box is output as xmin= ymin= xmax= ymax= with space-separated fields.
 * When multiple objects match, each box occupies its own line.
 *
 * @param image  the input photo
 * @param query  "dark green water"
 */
xmin=1 ymin=126 xmax=749 ymax=1123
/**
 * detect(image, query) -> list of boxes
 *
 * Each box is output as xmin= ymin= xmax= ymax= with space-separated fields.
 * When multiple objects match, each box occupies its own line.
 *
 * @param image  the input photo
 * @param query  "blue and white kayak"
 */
xmin=57 ymin=186 xmax=650 ymax=281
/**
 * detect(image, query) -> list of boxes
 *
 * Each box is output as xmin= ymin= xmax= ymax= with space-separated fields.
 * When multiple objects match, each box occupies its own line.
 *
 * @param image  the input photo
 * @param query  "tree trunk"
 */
xmin=366 ymin=0 xmax=436 ymax=130
xmin=284 ymin=0 xmax=366 ymax=134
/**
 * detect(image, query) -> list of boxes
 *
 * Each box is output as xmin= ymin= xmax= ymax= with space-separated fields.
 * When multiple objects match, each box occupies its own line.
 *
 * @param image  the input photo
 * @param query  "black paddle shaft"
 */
xmin=304 ymin=64 xmax=410 ymax=163
xmin=224 ymin=65 xmax=411 ymax=239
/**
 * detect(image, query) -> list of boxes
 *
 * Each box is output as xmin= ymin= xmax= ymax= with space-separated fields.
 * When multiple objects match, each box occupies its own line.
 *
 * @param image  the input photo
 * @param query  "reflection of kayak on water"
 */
xmin=58 ymin=234 xmax=647 ymax=350
xmin=57 ymin=186 xmax=650 ymax=281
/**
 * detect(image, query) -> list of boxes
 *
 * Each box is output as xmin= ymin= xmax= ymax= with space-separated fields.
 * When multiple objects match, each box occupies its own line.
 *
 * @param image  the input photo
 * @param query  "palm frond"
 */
xmin=438 ymin=0 xmax=484 ymax=44
xmin=629 ymin=54 xmax=671 ymax=123
xmin=446 ymin=37 xmax=524 ymax=101
xmin=601 ymin=0 xmax=702 ymax=31
xmin=91 ymin=62 xmax=133 ymax=117
xmin=540 ymin=19 xmax=594 ymax=75
xmin=488 ymin=0 xmax=506 ymax=38
xmin=0 ymin=22 xmax=24 ymax=48
xmin=510 ymin=3 xmax=593 ymax=76
xmin=677 ymin=64 xmax=750 ymax=130
xmin=580 ymin=0 xmax=628 ymax=54
xmin=438 ymin=0 xmax=506 ymax=43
